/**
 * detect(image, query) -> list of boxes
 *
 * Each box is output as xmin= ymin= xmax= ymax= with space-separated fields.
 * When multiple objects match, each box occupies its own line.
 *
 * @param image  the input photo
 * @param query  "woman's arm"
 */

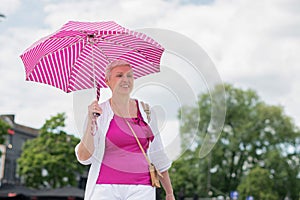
xmin=160 ymin=170 xmax=175 ymax=200
xmin=145 ymin=104 xmax=175 ymax=199
xmin=76 ymin=100 xmax=102 ymax=161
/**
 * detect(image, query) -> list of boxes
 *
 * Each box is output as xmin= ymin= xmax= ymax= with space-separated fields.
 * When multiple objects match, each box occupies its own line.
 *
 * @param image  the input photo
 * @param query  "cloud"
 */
xmin=1 ymin=0 xmax=300 ymax=137
xmin=42 ymin=0 xmax=171 ymax=29
xmin=0 ymin=24 xmax=72 ymax=129
xmin=163 ymin=0 xmax=300 ymax=125
xmin=0 ymin=0 xmax=21 ymax=15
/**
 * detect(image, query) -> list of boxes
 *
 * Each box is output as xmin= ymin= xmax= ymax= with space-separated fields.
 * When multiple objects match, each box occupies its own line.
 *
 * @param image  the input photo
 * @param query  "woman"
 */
xmin=75 ymin=59 xmax=175 ymax=200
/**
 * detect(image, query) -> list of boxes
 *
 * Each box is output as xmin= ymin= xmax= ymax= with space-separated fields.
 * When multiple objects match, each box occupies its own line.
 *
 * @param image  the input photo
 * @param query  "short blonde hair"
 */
xmin=105 ymin=59 xmax=132 ymax=81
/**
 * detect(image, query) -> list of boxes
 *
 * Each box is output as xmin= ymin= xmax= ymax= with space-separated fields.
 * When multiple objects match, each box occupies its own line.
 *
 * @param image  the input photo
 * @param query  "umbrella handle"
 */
xmin=93 ymin=112 xmax=101 ymax=117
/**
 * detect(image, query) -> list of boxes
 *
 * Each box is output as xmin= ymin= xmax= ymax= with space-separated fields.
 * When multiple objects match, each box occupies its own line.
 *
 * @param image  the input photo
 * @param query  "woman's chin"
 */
xmin=116 ymin=88 xmax=132 ymax=95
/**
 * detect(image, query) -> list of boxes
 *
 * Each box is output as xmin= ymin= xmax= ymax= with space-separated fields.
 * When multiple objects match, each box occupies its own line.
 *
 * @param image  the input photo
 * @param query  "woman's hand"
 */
xmin=88 ymin=100 xmax=102 ymax=120
xmin=159 ymin=170 xmax=176 ymax=200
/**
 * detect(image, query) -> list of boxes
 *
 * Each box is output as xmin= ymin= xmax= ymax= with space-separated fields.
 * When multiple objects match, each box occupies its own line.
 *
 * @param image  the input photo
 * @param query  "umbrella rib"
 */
xmin=26 ymin=35 xmax=84 ymax=77
xmin=66 ymin=38 xmax=88 ymax=92
xmin=97 ymin=33 xmax=153 ymax=63
xmin=40 ymin=36 xmax=83 ymax=60
xmin=91 ymin=40 xmax=110 ymax=63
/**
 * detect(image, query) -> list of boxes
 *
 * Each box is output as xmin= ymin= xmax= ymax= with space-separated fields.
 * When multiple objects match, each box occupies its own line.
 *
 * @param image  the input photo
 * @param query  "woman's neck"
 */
xmin=111 ymin=94 xmax=136 ymax=117
xmin=111 ymin=94 xmax=131 ymax=106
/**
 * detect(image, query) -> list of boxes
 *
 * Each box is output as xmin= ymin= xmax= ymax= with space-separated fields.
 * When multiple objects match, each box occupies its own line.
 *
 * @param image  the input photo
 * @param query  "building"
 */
xmin=0 ymin=114 xmax=87 ymax=199
xmin=0 ymin=114 xmax=39 ymax=185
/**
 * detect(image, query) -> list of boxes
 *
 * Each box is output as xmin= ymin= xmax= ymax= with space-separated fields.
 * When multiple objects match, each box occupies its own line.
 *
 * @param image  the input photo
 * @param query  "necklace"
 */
xmin=110 ymin=99 xmax=136 ymax=118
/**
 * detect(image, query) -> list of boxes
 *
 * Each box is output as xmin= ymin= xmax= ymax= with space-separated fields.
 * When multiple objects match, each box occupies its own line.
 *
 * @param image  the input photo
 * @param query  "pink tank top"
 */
xmin=96 ymin=100 xmax=154 ymax=185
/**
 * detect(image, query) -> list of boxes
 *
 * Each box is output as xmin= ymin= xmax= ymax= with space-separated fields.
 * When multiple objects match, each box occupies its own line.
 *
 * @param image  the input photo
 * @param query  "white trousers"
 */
xmin=90 ymin=184 xmax=156 ymax=200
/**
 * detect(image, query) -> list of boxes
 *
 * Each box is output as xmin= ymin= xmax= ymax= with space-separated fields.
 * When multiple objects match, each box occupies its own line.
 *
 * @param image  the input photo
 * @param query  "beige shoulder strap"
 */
xmin=111 ymin=99 xmax=163 ymax=178
xmin=141 ymin=101 xmax=151 ymax=123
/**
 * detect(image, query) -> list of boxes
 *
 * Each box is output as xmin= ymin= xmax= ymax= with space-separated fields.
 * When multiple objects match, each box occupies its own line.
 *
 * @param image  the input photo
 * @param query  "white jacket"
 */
xmin=75 ymin=100 xmax=172 ymax=199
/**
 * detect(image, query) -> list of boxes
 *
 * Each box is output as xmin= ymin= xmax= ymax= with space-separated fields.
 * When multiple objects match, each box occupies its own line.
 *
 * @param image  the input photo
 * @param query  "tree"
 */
xmin=0 ymin=118 xmax=11 ymax=156
xmin=170 ymin=84 xmax=300 ymax=199
xmin=0 ymin=118 xmax=10 ymax=144
xmin=17 ymin=113 xmax=87 ymax=189
xmin=170 ymin=149 xmax=208 ymax=197
xmin=237 ymin=166 xmax=278 ymax=200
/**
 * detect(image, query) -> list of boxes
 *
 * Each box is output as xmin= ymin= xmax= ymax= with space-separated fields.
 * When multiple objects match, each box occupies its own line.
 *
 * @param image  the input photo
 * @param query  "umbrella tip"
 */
xmin=87 ymin=34 xmax=95 ymax=38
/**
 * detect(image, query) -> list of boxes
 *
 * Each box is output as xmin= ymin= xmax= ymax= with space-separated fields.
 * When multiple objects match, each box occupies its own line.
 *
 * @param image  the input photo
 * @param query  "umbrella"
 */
xmin=20 ymin=21 xmax=164 ymax=99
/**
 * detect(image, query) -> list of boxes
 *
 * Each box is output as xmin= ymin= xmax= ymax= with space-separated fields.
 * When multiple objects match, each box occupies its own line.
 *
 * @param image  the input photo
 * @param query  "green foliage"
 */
xmin=171 ymin=83 xmax=300 ymax=199
xmin=17 ymin=113 xmax=86 ymax=189
xmin=238 ymin=166 xmax=278 ymax=200
xmin=0 ymin=118 xmax=11 ymax=157
xmin=170 ymin=149 xmax=208 ymax=197
xmin=0 ymin=118 xmax=10 ymax=145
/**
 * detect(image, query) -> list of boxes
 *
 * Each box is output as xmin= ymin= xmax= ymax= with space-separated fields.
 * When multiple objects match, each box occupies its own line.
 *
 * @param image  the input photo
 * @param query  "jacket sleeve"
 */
xmin=74 ymin=143 xmax=96 ymax=165
xmin=147 ymin=107 xmax=172 ymax=172
xmin=74 ymin=115 xmax=99 ymax=165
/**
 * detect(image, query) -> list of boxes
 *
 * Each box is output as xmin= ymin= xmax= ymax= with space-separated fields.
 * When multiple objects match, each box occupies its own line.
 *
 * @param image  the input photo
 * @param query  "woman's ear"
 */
xmin=105 ymin=79 xmax=112 ymax=90
xmin=105 ymin=78 xmax=109 ymax=86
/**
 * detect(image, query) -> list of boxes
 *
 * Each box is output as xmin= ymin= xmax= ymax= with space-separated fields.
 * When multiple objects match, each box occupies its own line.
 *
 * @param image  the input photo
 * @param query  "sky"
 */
xmin=0 ymin=0 xmax=300 ymax=159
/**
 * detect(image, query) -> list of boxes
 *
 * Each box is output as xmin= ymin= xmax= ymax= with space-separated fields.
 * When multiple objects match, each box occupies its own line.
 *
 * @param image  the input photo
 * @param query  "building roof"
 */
xmin=0 ymin=184 xmax=37 ymax=197
xmin=0 ymin=184 xmax=84 ymax=198
xmin=0 ymin=114 xmax=39 ymax=136
xmin=34 ymin=186 xmax=84 ymax=198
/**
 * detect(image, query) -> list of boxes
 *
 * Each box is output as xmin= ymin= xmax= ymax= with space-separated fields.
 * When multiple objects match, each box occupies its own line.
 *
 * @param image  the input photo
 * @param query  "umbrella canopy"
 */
xmin=20 ymin=21 xmax=164 ymax=96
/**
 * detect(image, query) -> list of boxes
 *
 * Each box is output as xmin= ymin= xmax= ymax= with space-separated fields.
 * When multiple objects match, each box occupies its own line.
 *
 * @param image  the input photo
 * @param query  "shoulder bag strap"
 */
xmin=124 ymin=119 xmax=152 ymax=165
xmin=141 ymin=101 xmax=151 ymax=123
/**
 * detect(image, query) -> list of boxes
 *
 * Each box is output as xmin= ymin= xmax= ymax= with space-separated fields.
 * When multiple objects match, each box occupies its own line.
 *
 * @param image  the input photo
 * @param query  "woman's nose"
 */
xmin=122 ymin=76 xmax=129 ymax=81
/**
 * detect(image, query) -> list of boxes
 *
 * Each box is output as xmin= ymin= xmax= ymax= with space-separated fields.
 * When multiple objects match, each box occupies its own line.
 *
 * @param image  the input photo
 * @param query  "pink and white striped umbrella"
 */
xmin=20 ymin=21 xmax=164 ymax=97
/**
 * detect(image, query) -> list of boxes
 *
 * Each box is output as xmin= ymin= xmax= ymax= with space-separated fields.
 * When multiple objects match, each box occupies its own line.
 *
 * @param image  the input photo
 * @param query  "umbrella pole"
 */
xmin=91 ymin=43 xmax=97 ymax=100
xmin=90 ymin=36 xmax=100 ymax=117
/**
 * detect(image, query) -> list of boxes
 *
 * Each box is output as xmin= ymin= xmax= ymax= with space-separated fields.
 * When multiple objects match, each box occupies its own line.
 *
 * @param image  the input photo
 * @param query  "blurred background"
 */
xmin=0 ymin=0 xmax=299 ymax=199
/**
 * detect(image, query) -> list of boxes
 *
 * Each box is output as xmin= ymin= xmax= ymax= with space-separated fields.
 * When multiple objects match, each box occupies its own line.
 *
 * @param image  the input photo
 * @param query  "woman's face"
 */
xmin=106 ymin=65 xmax=134 ymax=95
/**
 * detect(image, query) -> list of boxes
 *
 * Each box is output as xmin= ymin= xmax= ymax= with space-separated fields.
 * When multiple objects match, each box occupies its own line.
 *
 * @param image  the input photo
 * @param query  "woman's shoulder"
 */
xmin=133 ymin=98 xmax=150 ymax=107
xmin=98 ymin=99 xmax=112 ymax=114
xmin=134 ymin=99 xmax=151 ymax=123
xmin=97 ymin=99 xmax=114 ymax=121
